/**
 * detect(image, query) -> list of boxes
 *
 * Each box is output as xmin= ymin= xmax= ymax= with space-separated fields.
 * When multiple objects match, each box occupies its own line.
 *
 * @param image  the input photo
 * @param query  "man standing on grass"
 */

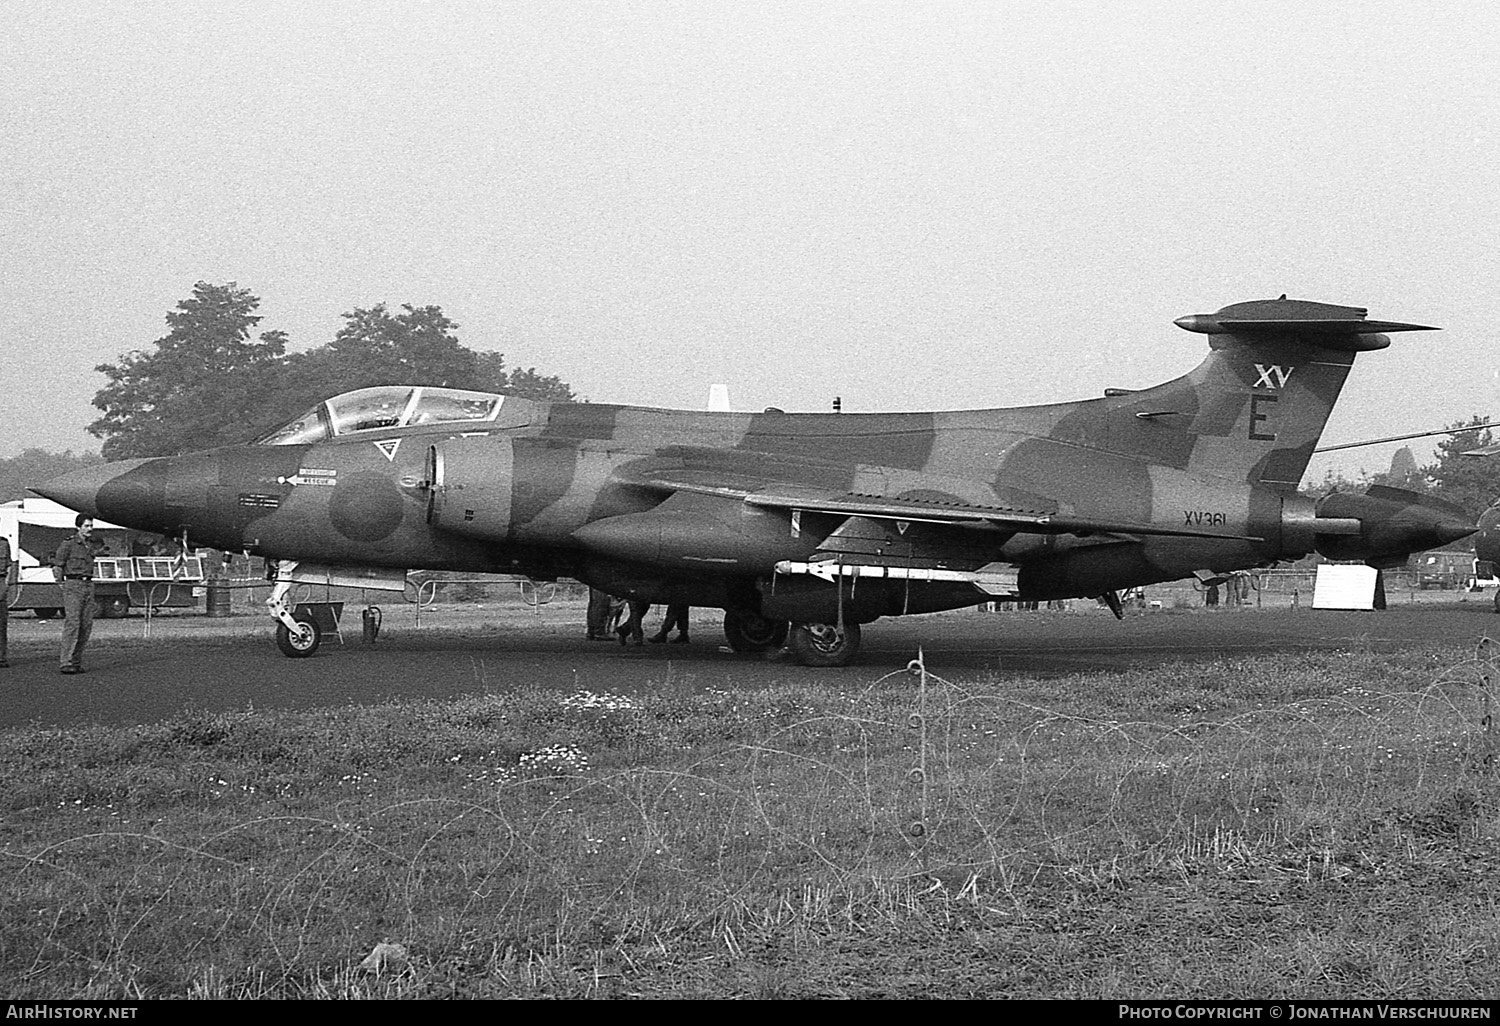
xmin=0 ymin=532 xmax=11 ymax=668
xmin=52 ymin=513 xmax=100 ymax=675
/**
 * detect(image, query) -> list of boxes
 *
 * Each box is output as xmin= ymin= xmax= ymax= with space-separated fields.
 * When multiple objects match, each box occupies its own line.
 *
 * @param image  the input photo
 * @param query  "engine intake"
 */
xmin=424 ymin=440 xmax=517 ymax=542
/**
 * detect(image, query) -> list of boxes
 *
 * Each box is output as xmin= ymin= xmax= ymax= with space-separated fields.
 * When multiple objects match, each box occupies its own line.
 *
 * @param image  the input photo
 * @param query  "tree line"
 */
xmin=88 ymin=281 xmax=576 ymax=461
xmin=5 ymin=282 xmax=1499 ymax=524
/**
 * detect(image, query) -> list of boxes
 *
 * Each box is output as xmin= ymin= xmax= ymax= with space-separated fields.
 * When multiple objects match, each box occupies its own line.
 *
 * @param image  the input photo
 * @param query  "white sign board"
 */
xmin=1312 ymin=564 xmax=1378 ymax=610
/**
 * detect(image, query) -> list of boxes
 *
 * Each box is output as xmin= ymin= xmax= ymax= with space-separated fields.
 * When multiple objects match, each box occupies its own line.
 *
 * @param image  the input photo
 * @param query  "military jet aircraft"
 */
xmin=35 ymin=297 xmax=1477 ymax=666
xmin=1327 ymin=422 xmax=1500 ymax=608
xmin=1474 ymin=507 xmax=1500 ymax=601
xmin=1454 ymin=433 xmax=1500 ymax=607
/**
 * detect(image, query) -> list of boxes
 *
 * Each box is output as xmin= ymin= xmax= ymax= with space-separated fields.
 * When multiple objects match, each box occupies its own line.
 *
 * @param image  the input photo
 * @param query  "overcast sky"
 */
xmin=3 ymin=1 xmax=1496 ymax=486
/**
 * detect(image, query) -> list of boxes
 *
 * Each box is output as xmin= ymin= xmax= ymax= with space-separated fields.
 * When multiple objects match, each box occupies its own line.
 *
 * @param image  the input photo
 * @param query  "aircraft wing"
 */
xmin=741 ymin=486 xmax=1265 ymax=541
xmin=625 ymin=459 xmax=1264 ymax=541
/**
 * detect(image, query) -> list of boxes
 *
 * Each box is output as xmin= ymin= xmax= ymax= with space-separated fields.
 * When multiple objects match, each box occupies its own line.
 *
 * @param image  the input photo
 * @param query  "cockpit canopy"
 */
xmin=257 ymin=386 xmax=530 ymax=445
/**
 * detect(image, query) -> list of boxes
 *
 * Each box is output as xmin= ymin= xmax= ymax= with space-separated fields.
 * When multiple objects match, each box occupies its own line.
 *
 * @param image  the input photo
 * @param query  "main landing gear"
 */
xmin=721 ymin=611 xmax=862 ymax=667
xmin=722 ymin=610 xmax=789 ymax=653
xmin=787 ymin=622 xmax=861 ymax=667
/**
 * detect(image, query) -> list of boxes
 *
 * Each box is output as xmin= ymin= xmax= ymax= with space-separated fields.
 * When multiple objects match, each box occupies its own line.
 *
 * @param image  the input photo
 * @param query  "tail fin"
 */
xmin=1138 ymin=298 xmax=1436 ymax=492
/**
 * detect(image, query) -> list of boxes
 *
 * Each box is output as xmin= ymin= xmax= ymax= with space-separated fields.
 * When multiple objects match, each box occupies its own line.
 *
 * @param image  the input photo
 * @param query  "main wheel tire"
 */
xmin=723 ymin=610 xmax=790 ymax=653
xmin=787 ymin=621 xmax=862 ymax=667
xmin=275 ymin=613 xmax=322 ymax=658
xmin=96 ymin=595 xmax=129 ymax=619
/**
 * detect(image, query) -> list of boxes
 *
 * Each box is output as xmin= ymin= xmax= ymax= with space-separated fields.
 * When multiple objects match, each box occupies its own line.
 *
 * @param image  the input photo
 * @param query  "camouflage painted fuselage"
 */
xmin=38 ymin=299 xmax=1462 ymax=626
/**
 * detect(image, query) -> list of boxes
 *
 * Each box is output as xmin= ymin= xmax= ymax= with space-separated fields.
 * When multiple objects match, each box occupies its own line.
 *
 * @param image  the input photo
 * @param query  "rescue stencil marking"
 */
xmin=277 ymin=468 xmax=338 ymax=487
xmin=375 ymin=439 xmax=402 ymax=461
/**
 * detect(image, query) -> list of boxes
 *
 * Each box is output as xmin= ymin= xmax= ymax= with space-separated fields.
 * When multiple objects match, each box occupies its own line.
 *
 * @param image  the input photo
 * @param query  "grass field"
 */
xmin=3 ymin=634 xmax=1499 ymax=999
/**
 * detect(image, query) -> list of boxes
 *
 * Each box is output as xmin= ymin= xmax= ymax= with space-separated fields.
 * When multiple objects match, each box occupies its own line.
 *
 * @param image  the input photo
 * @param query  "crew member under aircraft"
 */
xmin=616 ymin=599 xmax=650 ymax=647
xmin=586 ymin=587 xmax=617 ymax=641
xmin=649 ymin=604 xmax=691 ymax=644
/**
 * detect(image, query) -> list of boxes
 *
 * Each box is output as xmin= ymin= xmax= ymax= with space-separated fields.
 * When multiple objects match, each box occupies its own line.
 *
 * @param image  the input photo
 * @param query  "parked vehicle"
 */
xmin=1411 ymin=551 xmax=1473 ymax=591
xmin=1 ymin=497 xmax=206 ymax=618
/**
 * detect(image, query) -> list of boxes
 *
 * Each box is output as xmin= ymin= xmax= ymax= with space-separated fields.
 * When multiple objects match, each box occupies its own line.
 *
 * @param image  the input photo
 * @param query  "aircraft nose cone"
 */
xmin=32 ymin=458 xmax=167 ymax=531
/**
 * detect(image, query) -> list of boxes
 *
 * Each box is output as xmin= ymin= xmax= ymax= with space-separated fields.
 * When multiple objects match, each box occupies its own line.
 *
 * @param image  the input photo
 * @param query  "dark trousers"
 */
xmin=60 ymin=580 xmax=94 ymax=670
xmin=586 ymin=588 xmax=615 ymax=636
xmin=653 ymin=604 xmax=689 ymax=639
xmin=617 ymin=599 xmax=649 ymax=644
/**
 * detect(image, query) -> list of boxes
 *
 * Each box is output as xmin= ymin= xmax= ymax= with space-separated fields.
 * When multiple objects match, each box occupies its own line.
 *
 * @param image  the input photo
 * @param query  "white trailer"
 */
xmin=1 ymin=497 xmax=206 ymax=618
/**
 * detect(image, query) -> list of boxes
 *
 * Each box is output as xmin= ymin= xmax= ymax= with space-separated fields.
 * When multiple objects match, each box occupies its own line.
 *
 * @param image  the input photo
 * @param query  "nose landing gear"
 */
xmin=268 ymin=560 xmax=320 ymax=658
xmin=275 ymin=611 xmax=322 ymax=658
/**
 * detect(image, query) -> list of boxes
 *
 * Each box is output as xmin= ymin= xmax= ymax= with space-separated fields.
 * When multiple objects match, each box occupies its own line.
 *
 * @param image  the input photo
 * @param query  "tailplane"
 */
xmin=1136 ymin=298 xmax=1436 ymax=492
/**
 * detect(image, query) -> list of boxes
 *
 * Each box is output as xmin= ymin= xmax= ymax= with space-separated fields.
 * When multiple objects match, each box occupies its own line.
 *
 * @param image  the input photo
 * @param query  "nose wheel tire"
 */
xmin=723 ymin=610 xmax=790 ymax=653
xmin=275 ymin=613 xmax=322 ymax=658
xmin=788 ymin=622 xmax=861 ymax=667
